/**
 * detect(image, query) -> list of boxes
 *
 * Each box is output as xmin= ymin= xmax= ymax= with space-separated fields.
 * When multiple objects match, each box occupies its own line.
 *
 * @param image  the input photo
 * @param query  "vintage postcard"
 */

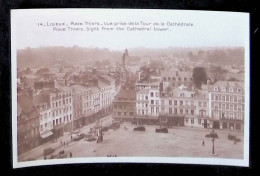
xmin=11 ymin=9 xmax=250 ymax=168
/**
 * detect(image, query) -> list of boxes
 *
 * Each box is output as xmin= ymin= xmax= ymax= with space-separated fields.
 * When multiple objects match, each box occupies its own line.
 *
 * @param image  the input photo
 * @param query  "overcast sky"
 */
xmin=12 ymin=9 xmax=249 ymax=51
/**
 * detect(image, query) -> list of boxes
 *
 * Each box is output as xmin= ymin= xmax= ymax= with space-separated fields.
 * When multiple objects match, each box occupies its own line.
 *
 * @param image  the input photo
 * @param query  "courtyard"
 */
xmin=36 ymin=122 xmax=243 ymax=160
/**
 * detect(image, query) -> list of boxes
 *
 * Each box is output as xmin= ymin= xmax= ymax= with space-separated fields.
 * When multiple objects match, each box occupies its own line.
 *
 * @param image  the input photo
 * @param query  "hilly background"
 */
xmin=17 ymin=46 xmax=244 ymax=69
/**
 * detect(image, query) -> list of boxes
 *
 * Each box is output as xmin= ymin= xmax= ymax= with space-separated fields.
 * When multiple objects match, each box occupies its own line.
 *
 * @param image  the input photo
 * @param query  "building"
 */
xmin=17 ymin=94 xmax=40 ymax=155
xmin=33 ymin=92 xmax=54 ymax=142
xmin=135 ymin=81 xmax=161 ymax=124
xmin=70 ymin=85 xmax=94 ymax=129
xmin=208 ymin=81 xmax=244 ymax=131
xmin=50 ymin=83 xmax=73 ymax=138
xmin=113 ymin=87 xmax=136 ymax=122
xmin=161 ymin=70 xmax=193 ymax=90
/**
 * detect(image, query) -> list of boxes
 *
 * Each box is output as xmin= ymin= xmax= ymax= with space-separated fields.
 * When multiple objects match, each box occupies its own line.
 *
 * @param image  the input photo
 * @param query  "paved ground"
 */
xmin=18 ymin=115 xmax=114 ymax=162
xmin=27 ymin=122 xmax=243 ymax=161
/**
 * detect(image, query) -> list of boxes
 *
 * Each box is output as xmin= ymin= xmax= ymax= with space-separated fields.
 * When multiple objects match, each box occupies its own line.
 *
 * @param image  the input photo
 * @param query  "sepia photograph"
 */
xmin=11 ymin=9 xmax=250 ymax=168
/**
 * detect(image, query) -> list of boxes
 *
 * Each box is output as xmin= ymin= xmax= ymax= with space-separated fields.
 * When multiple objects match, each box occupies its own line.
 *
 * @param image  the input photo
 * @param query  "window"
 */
xmin=156 ymin=100 xmax=159 ymax=105
xmin=230 ymin=104 xmax=234 ymax=110
xmin=238 ymin=113 xmax=242 ymax=120
xmin=174 ymin=108 xmax=177 ymax=114
xmin=150 ymin=92 xmax=154 ymax=97
xmin=215 ymin=95 xmax=218 ymax=100
xmin=238 ymin=105 xmax=242 ymax=111
xmin=222 ymin=95 xmax=226 ymax=101
xmin=198 ymin=119 xmax=201 ymax=124
xmin=221 ymin=87 xmax=226 ymax=92
xmin=161 ymin=100 xmax=164 ymax=105
xmin=198 ymin=102 xmax=202 ymax=107
xmin=180 ymin=101 xmax=183 ymax=105
xmin=191 ymin=110 xmax=194 ymax=115
xmin=214 ymin=87 xmax=218 ymax=91
xmin=151 ymin=107 xmax=154 ymax=113
xmin=169 ymin=108 xmax=172 ymax=114
xmin=151 ymin=100 xmax=154 ymax=104
xmin=124 ymin=112 xmax=127 ymax=116
xmin=156 ymin=92 xmax=159 ymax=97
xmin=118 ymin=112 xmax=121 ymax=116
xmin=169 ymin=100 xmax=172 ymax=105
xmin=191 ymin=118 xmax=194 ymax=124
xmin=185 ymin=109 xmax=189 ymax=114
xmin=229 ymin=87 xmax=233 ymax=92
xmin=230 ymin=112 xmax=234 ymax=119
xmin=237 ymin=88 xmax=242 ymax=93
xmin=161 ymin=107 xmax=165 ymax=114
xmin=203 ymin=102 xmax=207 ymax=107
xmin=222 ymin=104 xmax=226 ymax=109
xmin=174 ymin=100 xmax=177 ymax=105
xmin=180 ymin=109 xmax=183 ymax=114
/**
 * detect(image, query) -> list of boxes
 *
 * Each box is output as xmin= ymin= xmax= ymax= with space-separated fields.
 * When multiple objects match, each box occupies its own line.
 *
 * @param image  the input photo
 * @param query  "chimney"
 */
xmin=207 ymin=79 xmax=210 ymax=91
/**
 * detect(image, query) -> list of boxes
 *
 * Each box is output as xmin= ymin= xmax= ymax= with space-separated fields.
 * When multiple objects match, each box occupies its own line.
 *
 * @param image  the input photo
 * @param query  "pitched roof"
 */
xmin=33 ymin=92 xmax=50 ymax=107
xmin=116 ymin=88 xmax=136 ymax=100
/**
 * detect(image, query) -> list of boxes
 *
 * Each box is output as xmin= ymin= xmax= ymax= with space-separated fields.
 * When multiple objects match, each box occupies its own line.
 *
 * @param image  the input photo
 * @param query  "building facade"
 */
xmin=113 ymin=87 xmax=136 ymax=122
xmin=208 ymin=81 xmax=244 ymax=131
xmin=17 ymin=94 xmax=40 ymax=155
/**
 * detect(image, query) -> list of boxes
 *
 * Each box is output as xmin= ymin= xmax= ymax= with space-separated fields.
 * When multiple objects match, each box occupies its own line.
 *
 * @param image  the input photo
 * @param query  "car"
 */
xmin=43 ymin=147 xmax=55 ymax=157
xmin=133 ymin=126 xmax=145 ymax=131
xmin=228 ymin=134 xmax=241 ymax=142
xmin=74 ymin=133 xmax=85 ymax=141
xmin=110 ymin=122 xmax=120 ymax=130
xmin=205 ymin=132 xmax=218 ymax=138
xmin=101 ymin=126 xmax=109 ymax=132
xmin=86 ymin=137 xmax=97 ymax=142
xmin=49 ymin=154 xmax=58 ymax=159
xmin=58 ymin=150 xmax=68 ymax=158
xmin=155 ymin=128 xmax=168 ymax=133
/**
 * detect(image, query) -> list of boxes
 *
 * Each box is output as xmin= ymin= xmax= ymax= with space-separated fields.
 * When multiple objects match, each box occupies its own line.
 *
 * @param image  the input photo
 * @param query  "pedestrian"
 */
xmin=202 ymin=140 xmax=205 ymax=146
xmin=70 ymin=152 xmax=72 ymax=158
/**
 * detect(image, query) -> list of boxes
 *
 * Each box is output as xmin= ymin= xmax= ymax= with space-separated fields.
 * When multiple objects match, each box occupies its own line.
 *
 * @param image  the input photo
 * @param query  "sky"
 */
xmin=12 ymin=9 xmax=249 ymax=51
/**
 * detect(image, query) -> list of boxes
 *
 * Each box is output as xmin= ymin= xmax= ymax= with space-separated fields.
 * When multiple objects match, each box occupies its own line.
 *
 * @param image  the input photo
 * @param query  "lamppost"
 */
xmin=206 ymin=121 xmax=218 ymax=156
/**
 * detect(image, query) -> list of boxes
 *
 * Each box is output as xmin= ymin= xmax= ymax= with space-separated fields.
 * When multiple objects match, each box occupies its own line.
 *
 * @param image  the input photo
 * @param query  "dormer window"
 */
xmin=237 ymin=88 xmax=242 ymax=93
xmin=214 ymin=87 xmax=218 ymax=91
xmin=229 ymin=87 xmax=233 ymax=92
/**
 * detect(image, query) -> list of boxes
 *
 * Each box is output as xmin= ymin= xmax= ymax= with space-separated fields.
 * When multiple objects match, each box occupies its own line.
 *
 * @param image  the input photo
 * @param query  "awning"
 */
xmin=40 ymin=131 xmax=53 ymax=138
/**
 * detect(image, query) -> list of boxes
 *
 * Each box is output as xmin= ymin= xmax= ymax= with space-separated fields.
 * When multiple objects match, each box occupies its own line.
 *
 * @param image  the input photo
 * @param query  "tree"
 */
xmin=192 ymin=67 xmax=207 ymax=89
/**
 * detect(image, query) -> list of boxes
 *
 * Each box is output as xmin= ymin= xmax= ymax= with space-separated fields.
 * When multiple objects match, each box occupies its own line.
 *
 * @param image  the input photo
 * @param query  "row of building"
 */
xmin=113 ymin=79 xmax=245 ymax=132
xmin=17 ymin=75 xmax=116 ymax=155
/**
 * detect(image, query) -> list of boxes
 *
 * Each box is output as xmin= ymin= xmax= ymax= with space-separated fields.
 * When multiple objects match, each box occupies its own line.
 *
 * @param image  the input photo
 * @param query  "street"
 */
xmin=18 ymin=114 xmax=114 ymax=162
xmin=19 ymin=120 xmax=244 ymax=161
